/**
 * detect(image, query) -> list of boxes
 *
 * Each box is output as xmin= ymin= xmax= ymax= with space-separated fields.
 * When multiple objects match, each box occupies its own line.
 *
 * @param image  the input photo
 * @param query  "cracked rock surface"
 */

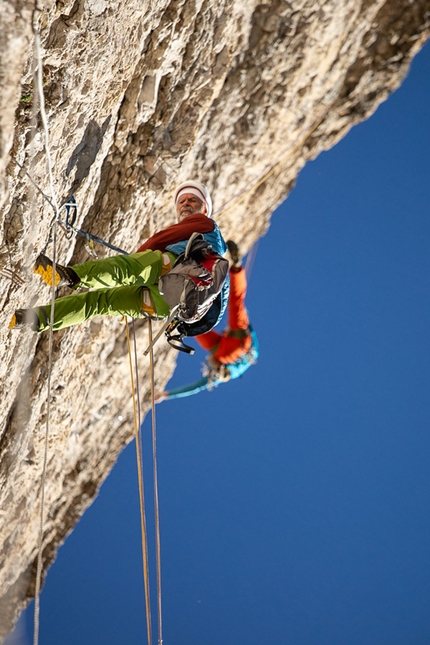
xmin=0 ymin=0 xmax=429 ymax=639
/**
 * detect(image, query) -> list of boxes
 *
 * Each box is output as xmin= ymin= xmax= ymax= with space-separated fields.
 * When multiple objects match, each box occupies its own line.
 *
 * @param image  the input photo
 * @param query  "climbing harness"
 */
xmin=164 ymin=317 xmax=195 ymax=354
xmin=159 ymin=233 xmax=228 ymax=323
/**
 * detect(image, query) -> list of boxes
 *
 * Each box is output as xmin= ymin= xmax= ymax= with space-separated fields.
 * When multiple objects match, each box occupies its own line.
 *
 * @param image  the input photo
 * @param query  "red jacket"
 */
xmin=136 ymin=214 xmax=214 ymax=253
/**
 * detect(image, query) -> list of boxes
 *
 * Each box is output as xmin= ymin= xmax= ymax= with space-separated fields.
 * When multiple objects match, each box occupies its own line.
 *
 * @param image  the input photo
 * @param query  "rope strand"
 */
xmin=32 ymin=16 xmax=61 ymax=645
xmin=33 ymin=31 xmax=59 ymax=216
xmin=126 ymin=320 xmax=153 ymax=645
xmin=33 ymin=224 xmax=57 ymax=645
xmin=148 ymin=320 xmax=163 ymax=645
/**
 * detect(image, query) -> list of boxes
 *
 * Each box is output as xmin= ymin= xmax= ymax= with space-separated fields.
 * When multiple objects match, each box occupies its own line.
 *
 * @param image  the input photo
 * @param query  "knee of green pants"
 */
xmin=72 ymin=249 xmax=166 ymax=289
xmin=32 ymin=283 xmax=172 ymax=333
xmin=106 ymin=284 xmax=170 ymax=319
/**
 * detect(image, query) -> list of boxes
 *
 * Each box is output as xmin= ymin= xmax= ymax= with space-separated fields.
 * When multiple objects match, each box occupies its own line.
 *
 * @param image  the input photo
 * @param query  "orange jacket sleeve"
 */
xmin=136 ymin=214 xmax=215 ymax=253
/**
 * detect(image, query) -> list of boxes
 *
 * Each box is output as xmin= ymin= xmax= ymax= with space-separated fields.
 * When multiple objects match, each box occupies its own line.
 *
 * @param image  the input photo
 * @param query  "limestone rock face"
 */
xmin=0 ymin=0 xmax=428 ymax=639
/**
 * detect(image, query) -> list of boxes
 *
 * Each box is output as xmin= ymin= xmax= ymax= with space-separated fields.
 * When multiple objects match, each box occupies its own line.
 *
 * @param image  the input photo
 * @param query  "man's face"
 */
xmin=176 ymin=193 xmax=206 ymax=220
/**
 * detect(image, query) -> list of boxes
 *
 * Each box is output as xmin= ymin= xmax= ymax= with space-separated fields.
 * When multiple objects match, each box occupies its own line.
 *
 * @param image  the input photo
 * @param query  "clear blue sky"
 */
xmin=14 ymin=41 xmax=430 ymax=645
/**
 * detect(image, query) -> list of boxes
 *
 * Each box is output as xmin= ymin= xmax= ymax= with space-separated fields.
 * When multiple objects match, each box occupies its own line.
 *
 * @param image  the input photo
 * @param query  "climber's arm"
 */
xmin=136 ymin=215 xmax=214 ymax=253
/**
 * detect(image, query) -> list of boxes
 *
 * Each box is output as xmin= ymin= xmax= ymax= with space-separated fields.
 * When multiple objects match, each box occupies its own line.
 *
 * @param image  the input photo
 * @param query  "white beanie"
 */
xmin=174 ymin=180 xmax=213 ymax=218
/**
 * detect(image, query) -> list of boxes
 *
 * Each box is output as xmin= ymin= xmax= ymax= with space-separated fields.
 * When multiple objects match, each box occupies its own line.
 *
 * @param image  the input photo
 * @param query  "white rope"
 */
xmin=32 ymin=17 xmax=60 ymax=645
xmin=33 ymin=27 xmax=59 ymax=215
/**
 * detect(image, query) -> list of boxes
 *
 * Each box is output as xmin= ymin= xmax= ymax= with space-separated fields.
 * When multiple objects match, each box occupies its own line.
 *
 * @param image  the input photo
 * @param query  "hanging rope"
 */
xmin=33 ymin=36 xmax=59 ymax=215
xmin=13 ymin=156 xmax=56 ymax=213
xmin=148 ymin=320 xmax=163 ymax=645
xmin=33 ymin=227 xmax=57 ymax=645
xmin=125 ymin=319 xmax=153 ymax=645
xmin=32 ymin=16 xmax=60 ymax=645
xmin=124 ymin=318 xmax=164 ymax=645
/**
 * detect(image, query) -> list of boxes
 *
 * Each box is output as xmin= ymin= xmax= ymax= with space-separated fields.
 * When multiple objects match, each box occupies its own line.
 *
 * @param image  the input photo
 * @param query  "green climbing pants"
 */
xmin=34 ymin=250 xmax=174 ymax=332
xmin=72 ymin=250 xmax=172 ymax=289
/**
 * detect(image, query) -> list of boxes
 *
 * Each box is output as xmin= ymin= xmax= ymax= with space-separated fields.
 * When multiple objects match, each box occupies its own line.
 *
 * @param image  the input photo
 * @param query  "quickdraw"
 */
xmin=64 ymin=196 xmax=128 ymax=257
xmin=40 ymin=195 xmax=127 ymax=258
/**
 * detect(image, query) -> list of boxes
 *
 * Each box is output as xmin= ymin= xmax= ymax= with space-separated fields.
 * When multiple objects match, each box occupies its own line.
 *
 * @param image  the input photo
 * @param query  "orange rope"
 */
xmin=125 ymin=320 xmax=152 ymax=645
xmin=148 ymin=320 xmax=163 ymax=645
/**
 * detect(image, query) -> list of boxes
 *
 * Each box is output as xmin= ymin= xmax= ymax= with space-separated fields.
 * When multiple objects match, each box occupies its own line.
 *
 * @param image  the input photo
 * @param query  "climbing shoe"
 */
xmin=226 ymin=240 xmax=241 ymax=267
xmin=9 ymin=309 xmax=39 ymax=331
xmin=33 ymin=253 xmax=79 ymax=287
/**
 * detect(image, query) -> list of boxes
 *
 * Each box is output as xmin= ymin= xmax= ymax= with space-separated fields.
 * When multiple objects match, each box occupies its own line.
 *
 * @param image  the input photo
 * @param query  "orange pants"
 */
xmin=197 ymin=267 xmax=252 ymax=364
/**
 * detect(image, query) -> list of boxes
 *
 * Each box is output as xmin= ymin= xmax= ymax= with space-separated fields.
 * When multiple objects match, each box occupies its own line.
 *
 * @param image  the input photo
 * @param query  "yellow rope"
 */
xmin=148 ymin=320 xmax=163 ymax=645
xmin=125 ymin=320 xmax=152 ymax=645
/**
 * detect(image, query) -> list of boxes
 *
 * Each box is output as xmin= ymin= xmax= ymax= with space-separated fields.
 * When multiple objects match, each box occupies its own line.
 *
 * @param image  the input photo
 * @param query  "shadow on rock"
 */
xmin=66 ymin=116 xmax=111 ymax=193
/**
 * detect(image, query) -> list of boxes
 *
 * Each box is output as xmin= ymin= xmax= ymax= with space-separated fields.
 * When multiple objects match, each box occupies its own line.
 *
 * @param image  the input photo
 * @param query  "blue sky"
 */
xmin=15 ymin=41 xmax=430 ymax=645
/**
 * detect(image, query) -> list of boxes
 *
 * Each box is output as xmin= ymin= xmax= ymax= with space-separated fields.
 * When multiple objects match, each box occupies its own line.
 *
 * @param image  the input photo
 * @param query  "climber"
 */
xmin=9 ymin=180 xmax=229 ymax=333
xmin=155 ymin=240 xmax=258 ymax=401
